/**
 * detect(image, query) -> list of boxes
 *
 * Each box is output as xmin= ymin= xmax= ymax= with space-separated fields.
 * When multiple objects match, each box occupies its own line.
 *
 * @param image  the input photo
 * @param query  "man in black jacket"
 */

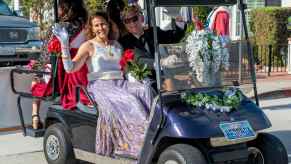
xmin=119 ymin=5 xmax=186 ymax=60
xmin=119 ymin=5 xmax=186 ymax=90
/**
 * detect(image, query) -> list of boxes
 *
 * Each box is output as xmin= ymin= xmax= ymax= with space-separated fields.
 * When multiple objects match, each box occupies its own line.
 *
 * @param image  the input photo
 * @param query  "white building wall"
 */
xmin=282 ymin=0 xmax=291 ymax=7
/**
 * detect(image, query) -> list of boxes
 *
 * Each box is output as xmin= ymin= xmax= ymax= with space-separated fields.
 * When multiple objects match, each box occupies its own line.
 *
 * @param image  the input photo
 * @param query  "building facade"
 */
xmin=282 ymin=0 xmax=291 ymax=7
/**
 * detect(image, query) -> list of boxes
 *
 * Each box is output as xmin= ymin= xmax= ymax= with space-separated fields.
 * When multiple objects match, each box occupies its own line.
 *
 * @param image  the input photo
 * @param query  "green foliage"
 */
xmin=127 ymin=61 xmax=152 ymax=81
xmin=183 ymin=7 xmax=211 ymax=39
xmin=181 ymin=89 xmax=243 ymax=111
xmin=192 ymin=6 xmax=212 ymax=25
xmin=19 ymin=0 xmax=105 ymax=39
xmin=250 ymin=7 xmax=291 ymax=45
xmin=85 ymin=0 xmax=104 ymax=14
xmin=21 ymin=0 xmax=54 ymax=39
xmin=250 ymin=7 xmax=291 ymax=67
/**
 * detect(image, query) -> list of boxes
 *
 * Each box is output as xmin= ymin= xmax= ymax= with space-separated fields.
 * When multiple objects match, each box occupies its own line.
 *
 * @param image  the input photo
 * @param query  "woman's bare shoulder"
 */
xmin=79 ymin=40 xmax=94 ymax=50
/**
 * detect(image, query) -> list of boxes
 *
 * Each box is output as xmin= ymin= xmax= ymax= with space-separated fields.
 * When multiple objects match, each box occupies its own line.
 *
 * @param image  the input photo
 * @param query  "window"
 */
xmin=0 ymin=0 xmax=13 ymax=16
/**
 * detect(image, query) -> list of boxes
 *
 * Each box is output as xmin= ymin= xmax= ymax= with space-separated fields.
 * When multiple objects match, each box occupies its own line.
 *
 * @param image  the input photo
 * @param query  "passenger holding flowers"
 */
xmin=52 ymin=12 xmax=153 ymax=160
xmin=30 ymin=0 xmax=89 ymax=129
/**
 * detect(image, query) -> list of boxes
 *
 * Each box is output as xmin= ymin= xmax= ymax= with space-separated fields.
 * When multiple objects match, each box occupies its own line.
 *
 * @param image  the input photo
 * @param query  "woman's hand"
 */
xmin=52 ymin=23 xmax=69 ymax=47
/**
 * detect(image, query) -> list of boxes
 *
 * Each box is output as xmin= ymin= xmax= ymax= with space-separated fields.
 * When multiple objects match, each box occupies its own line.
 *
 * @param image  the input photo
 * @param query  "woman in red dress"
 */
xmin=31 ymin=0 xmax=89 ymax=129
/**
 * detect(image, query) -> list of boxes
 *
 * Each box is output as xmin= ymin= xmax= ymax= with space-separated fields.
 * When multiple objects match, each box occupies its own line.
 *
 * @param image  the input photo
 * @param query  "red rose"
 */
xmin=47 ymin=37 xmax=61 ymax=54
xmin=123 ymin=49 xmax=134 ymax=61
xmin=120 ymin=49 xmax=135 ymax=71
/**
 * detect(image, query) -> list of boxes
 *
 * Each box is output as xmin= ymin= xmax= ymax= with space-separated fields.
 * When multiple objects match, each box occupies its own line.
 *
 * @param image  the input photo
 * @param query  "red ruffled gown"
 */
xmin=31 ymin=30 xmax=90 ymax=109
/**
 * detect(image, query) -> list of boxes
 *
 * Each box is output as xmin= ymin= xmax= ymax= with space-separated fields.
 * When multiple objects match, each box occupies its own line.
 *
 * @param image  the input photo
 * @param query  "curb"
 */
xmin=252 ymin=89 xmax=291 ymax=99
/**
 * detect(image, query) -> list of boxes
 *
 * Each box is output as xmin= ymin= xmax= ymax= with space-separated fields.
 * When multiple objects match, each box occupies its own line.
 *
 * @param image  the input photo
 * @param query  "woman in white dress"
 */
xmin=52 ymin=12 xmax=153 ymax=160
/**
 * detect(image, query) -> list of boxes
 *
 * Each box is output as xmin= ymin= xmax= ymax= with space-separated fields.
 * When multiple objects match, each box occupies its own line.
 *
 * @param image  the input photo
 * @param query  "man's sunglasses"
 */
xmin=123 ymin=15 xmax=139 ymax=24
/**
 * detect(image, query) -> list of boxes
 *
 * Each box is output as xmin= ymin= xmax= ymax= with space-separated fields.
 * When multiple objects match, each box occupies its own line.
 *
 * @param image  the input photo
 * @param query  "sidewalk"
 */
xmin=248 ymin=72 xmax=291 ymax=99
xmin=0 ymin=131 xmax=43 ymax=156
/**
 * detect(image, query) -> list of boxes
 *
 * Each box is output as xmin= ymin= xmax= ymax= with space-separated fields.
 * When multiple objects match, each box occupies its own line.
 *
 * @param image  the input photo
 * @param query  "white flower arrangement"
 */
xmin=185 ymin=29 xmax=230 ymax=86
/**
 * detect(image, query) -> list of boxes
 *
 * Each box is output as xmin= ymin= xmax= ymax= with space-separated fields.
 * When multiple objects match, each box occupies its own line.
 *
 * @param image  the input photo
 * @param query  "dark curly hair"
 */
xmin=58 ymin=0 xmax=88 ymax=26
xmin=106 ymin=0 xmax=127 ymax=37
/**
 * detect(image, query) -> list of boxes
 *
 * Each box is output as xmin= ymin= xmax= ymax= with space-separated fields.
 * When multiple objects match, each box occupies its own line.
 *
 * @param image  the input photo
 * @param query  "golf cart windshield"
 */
xmin=151 ymin=0 xmax=254 ymax=93
xmin=159 ymin=38 xmax=252 ymax=92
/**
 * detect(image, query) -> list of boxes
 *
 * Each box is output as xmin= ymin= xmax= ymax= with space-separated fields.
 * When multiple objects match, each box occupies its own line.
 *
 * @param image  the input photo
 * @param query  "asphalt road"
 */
xmin=0 ymin=97 xmax=291 ymax=164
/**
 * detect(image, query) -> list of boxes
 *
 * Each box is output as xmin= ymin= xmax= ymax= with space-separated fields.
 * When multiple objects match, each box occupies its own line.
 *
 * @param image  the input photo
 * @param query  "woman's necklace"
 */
xmin=95 ymin=37 xmax=113 ymax=57
xmin=107 ymin=44 xmax=113 ymax=57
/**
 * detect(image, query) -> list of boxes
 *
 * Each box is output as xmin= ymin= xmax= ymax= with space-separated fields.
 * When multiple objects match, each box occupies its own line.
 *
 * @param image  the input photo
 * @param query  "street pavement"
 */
xmin=1 ymin=97 xmax=291 ymax=164
xmin=1 ymin=73 xmax=291 ymax=164
xmin=260 ymin=97 xmax=291 ymax=163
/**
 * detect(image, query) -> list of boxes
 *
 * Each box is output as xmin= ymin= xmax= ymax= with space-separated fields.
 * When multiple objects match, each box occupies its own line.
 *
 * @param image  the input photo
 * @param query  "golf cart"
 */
xmin=10 ymin=0 xmax=288 ymax=163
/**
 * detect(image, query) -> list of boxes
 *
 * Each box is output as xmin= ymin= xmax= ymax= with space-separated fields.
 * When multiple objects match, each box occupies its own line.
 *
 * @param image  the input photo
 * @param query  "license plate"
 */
xmin=0 ymin=47 xmax=15 ymax=55
xmin=219 ymin=120 xmax=255 ymax=140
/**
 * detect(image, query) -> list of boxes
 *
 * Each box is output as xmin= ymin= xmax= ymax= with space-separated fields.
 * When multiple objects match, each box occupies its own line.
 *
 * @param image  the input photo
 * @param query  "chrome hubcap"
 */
xmin=164 ymin=160 xmax=179 ymax=164
xmin=248 ymin=147 xmax=265 ymax=164
xmin=46 ymin=135 xmax=60 ymax=161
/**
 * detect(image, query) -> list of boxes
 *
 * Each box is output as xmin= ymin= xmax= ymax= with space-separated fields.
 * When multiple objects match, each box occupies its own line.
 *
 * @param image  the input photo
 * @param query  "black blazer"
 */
xmin=119 ymin=26 xmax=185 ymax=59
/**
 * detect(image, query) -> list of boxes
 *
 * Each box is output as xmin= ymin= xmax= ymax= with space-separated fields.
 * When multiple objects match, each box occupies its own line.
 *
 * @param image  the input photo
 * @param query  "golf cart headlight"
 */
xmin=27 ymin=27 xmax=41 ymax=40
xmin=210 ymin=134 xmax=257 ymax=147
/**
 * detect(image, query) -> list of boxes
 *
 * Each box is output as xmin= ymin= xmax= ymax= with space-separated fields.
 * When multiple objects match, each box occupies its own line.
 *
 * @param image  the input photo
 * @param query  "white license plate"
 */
xmin=219 ymin=120 xmax=255 ymax=140
xmin=0 ymin=47 xmax=15 ymax=55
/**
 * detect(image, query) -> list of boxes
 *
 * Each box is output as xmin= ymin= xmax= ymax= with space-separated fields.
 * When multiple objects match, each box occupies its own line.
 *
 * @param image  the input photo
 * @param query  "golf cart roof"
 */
xmin=154 ymin=0 xmax=237 ymax=7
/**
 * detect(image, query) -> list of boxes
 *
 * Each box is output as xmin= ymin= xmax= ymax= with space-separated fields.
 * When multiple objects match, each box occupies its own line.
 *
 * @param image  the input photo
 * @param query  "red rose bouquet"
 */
xmin=47 ymin=36 xmax=61 ymax=56
xmin=120 ymin=49 xmax=151 ymax=81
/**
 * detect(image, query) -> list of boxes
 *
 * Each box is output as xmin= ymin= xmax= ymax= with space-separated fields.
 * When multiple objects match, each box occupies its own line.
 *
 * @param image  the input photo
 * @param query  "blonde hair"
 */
xmin=121 ymin=5 xmax=142 ymax=20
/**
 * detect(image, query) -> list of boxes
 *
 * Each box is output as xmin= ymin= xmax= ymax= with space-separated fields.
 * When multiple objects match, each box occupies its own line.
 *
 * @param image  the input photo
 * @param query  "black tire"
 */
xmin=44 ymin=123 xmax=77 ymax=164
xmin=157 ymin=144 xmax=207 ymax=164
xmin=248 ymin=133 xmax=288 ymax=164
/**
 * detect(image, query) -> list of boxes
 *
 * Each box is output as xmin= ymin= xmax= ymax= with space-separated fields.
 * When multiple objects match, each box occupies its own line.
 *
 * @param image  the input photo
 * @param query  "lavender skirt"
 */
xmin=87 ymin=79 xmax=153 ymax=160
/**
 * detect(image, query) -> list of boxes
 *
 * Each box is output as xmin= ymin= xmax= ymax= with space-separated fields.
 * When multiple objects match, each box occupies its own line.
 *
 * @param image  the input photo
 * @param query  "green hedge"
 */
xmin=250 ymin=7 xmax=291 ymax=67
xmin=250 ymin=7 xmax=291 ymax=45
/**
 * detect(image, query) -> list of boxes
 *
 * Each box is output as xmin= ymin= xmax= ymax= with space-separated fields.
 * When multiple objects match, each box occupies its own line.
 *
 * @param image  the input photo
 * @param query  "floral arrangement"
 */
xmin=120 ymin=49 xmax=151 ymax=82
xmin=26 ymin=36 xmax=60 ymax=71
xmin=185 ymin=29 xmax=229 ymax=86
xmin=181 ymin=88 xmax=243 ymax=113
xmin=26 ymin=59 xmax=45 ymax=71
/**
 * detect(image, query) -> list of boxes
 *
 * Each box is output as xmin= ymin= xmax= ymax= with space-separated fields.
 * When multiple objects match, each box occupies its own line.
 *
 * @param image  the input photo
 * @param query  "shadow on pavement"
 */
xmin=0 ymin=130 xmax=22 ymax=136
xmin=261 ymin=104 xmax=291 ymax=110
xmin=269 ymin=130 xmax=291 ymax=161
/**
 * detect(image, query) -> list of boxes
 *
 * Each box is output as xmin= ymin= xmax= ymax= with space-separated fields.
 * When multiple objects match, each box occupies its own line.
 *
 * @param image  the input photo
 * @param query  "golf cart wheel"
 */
xmin=157 ymin=144 xmax=207 ymax=164
xmin=248 ymin=133 xmax=288 ymax=164
xmin=44 ymin=123 xmax=77 ymax=164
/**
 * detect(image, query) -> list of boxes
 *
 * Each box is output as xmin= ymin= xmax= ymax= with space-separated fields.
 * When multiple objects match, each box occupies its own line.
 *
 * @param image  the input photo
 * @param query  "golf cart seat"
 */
xmin=10 ymin=56 xmax=60 ymax=137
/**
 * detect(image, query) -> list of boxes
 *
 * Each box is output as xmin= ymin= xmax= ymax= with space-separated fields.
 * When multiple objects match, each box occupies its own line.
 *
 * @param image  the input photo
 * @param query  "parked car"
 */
xmin=0 ymin=0 xmax=42 ymax=66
